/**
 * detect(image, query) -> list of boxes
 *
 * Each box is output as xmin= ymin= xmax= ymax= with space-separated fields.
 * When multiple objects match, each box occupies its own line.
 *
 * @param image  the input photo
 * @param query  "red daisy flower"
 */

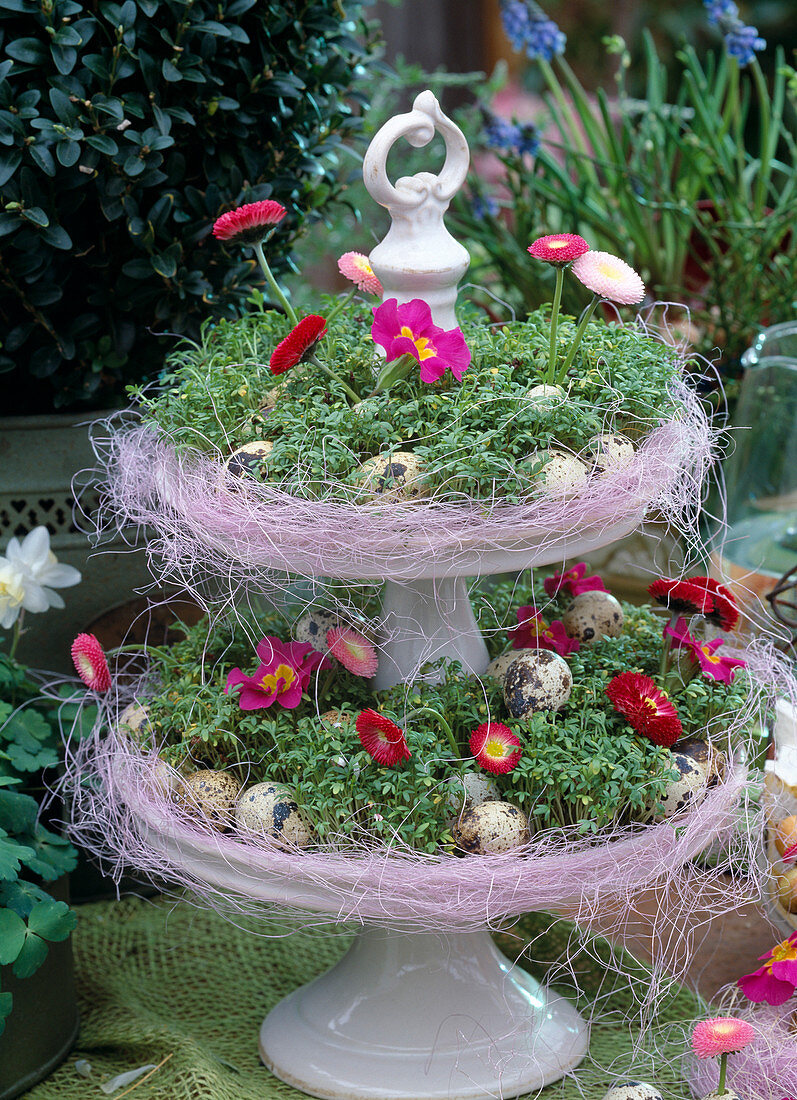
xmin=212 ymin=200 xmax=287 ymax=245
xmin=648 ymin=578 xmax=714 ymax=617
xmin=469 ymin=722 xmax=522 ymax=775
xmin=71 ymin=632 xmax=111 ymax=693
xmin=605 ymin=671 xmax=683 ymax=747
xmin=527 ymin=233 xmax=589 ymax=265
xmin=355 ymin=709 xmax=410 ymax=767
xmin=688 ymin=576 xmax=740 ymax=632
xmin=270 ymin=315 xmax=328 ymax=376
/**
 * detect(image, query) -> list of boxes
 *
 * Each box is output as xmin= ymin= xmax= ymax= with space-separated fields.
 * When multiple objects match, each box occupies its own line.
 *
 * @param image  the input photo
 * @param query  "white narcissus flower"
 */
xmin=2 ymin=526 xmax=82 ymax=619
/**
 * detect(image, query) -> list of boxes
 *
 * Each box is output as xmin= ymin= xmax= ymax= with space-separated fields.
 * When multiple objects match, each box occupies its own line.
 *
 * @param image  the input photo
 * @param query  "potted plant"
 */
xmin=0 ymin=528 xmax=87 ymax=1096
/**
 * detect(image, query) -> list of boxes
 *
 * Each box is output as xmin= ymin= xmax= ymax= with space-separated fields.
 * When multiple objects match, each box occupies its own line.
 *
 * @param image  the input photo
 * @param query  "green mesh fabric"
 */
xmin=25 ymin=898 xmax=701 ymax=1100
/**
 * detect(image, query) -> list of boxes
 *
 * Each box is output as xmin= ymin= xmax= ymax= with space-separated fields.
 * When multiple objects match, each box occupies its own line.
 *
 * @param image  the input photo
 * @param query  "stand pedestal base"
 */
xmin=260 ymin=926 xmax=588 ymax=1100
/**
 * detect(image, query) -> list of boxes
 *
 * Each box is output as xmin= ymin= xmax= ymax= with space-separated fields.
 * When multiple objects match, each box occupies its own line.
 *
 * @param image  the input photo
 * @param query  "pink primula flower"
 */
xmin=225 ymin=636 xmax=323 ymax=710
xmin=508 ymin=605 xmax=580 ymax=656
xmin=371 ymin=298 xmax=471 ymax=384
xmin=664 ymin=617 xmax=747 ymax=684
xmin=543 ymin=562 xmax=608 ymax=599
xmin=738 ymin=931 xmax=797 ymax=1005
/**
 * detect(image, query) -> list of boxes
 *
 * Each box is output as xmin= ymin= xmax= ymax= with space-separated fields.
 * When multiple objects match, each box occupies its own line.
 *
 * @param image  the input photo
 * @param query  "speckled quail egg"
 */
xmin=184 ymin=769 xmax=241 ymax=831
xmin=601 ymin=1083 xmax=664 ymax=1100
xmin=225 ymin=440 xmax=273 ymax=480
xmin=319 ymin=709 xmax=358 ymax=734
xmin=118 ymin=702 xmax=150 ymax=740
xmin=699 ymin=1091 xmax=741 ymax=1100
xmin=444 ymin=772 xmax=502 ymax=815
xmin=526 ymin=384 xmax=566 ymax=408
xmin=522 ymin=448 xmax=589 ymax=496
xmin=772 ymin=814 xmax=797 ymax=856
xmin=654 ymin=751 xmax=710 ymax=819
xmin=674 ymin=737 xmax=726 ymax=788
xmin=485 ymin=648 xmax=537 ymax=682
xmin=503 ymin=650 xmax=573 ymax=718
xmin=293 ymin=608 xmax=341 ymax=653
xmin=235 ymin=782 xmax=313 ymax=848
xmin=776 ymin=866 xmax=797 ymax=912
xmin=453 ymin=801 xmax=530 ymax=854
xmin=149 ymin=757 xmax=186 ymax=800
xmin=586 ymin=433 xmax=636 ymax=478
xmin=356 ymin=450 xmax=430 ymax=502
xmin=562 ymin=591 xmax=624 ymax=644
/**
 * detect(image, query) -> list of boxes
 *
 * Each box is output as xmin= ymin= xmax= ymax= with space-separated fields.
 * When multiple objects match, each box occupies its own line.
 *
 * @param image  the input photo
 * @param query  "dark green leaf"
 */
xmin=11 ymin=933 xmax=48 ymax=978
xmin=85 ymin=133 xmax=118 ymax=155
xmin=0 ymin=148 xmax=21 ymax=186
xmin=0 ymin=910 xmax=26 ymax=964
xmin=5 ymin=37 xmax=48 ymax=65
xmin=28 ymin=143 xmax=55 ymax=176
xmin=0 ymin=879 xmax=51 ymax=919
xmin=27 ymin=899 xmax=77 ymax=942
xmin=151 ymin=250 xmax=177 ymax=278
xmin=0 ymin=834 xmax=34 ymax=881
xmin=56 ymin=139 xmax=81 ymax=167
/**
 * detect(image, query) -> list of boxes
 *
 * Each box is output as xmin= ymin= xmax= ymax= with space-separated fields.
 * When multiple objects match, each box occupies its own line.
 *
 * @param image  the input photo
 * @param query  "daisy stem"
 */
xmin=253 ymin=242 xmax=297 ymax=325
xmin=316 ymin=665 xmax=337 ymax=704
xmin=309 ymin=355 xmax=362 ymax=405
xmin=659 ymin=613 xmax=676 ymax=679
xmin=556 ymin=295 xmax=599 ymax=385
xmin=324 ymin=286 xmax=357 ymax=326
xmin=546 ymin=265 xmax=565 ymax=384
xmin=406 ymin=706 xmax=460 ymax=760
xmin=717 ymin=1052 xmax=728 ymax=1096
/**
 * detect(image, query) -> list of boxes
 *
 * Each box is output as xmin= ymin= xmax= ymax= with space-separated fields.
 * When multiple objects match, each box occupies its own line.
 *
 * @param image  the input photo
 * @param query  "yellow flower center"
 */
xmin=548 ymin=239 xmax=568 ymax=249
xmin=700 ymin=645 xmax=722 ymax=664
xmin=260 ymin=663 xmax=297 ymax=694
xmin=768 ymin=939 xmax=797 ymax=969
xmin=400 ymin=326 xmax=436 ymax=361
xmin=598 ymin=260 xmax=621 ymax=279
xmin=484 ymin=738 xmax=508 ymax=759
xmin=356 ymin=257 xmax=375 ymax=276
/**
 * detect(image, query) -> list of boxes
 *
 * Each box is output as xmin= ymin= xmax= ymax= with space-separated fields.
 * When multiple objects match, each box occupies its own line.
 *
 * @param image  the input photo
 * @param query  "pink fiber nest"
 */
xmin=86 ymin=378 xmax=712 ymax=587
xmin=685 ymin=1002 xmax=797 ymax=1099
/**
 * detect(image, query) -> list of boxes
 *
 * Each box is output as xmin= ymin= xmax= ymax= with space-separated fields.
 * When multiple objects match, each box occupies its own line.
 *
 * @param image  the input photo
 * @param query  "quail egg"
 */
xmin=776 ymin=866 xmax=797 ymax=913
xmin=562 ymin=591 xmax=624 ymax=644
xmin=444 ymin=772 xmax=502 ymax=815
xmin=601 ymin=1083 xmax=664 ymax=1100
xmin=149 ymin=757 xmax=187 ymax=800
xmin=526 ymin=384 xmax=566 ymax=408
xmin=654 ymin=752 xmax=710 ymax=819
xmin=453 ymin=801 xmax=530 ymax=854
xmin=225 ymin=440 xmax=273 ymax=480
xmin=674 ymin=737 xmax=726 ymax=788
xmin=118 ymin=702 xmax=150 ymax=740
xmin=235 ymin=782 xmax=313 ymax=848
xmin=484 ymin=648 xmax=537 ymax=682
xmin=586 ymin=433 xmax=636 ymax=477
xmin=319 ymin=709 xmax=358 ymax=734
xmin=522 ymin=448 xmax=589 ymax=496
xmin=293 ymin=608 xmax=341 ymax=653
xmin=184 ymin=769 xmax=241 ymax=831
xmin=699 ymin=1091 xmax=741 ymax=1100
xmin=503 ymin=649 xmax=573 ymax=718
xmin=355 ymin=450 xmax=430 ymax=502
xmin=772 ymin=814 xmax=797 ymax=857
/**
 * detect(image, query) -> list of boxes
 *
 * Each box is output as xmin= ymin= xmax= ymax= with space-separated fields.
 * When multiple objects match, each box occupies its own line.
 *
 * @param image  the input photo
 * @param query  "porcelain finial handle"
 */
xmin=363 ymin=90 xmax=469 ymax=212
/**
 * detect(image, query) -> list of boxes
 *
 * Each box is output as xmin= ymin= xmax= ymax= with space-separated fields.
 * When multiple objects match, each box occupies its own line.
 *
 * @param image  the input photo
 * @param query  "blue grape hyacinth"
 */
xmin=484 ymin=114 xmax=540 ymax=158
xmin=500 ymin=1 xmax=566 ymax=62
xmin=703 ymin=0 xmax=765 ymax=66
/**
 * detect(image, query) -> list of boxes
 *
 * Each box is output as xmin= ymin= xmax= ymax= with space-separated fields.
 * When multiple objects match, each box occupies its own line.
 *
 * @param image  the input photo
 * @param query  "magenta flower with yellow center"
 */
xmin=664 ymin=616 xmax=747 ymax=684
xmin=371 ymin=298 xmax=471 ymax=384
xmin=326 ymin=626 xmax=378 ymax=678
xmin=71 ymin=632 xmax=111 ymax=693
xmin=337 ymin=252 xmax=383 ymax=296
xmin=527 ymin=233 xmax=589 ymax=265
xmin=225 ymin=635 xmax=323 ymax=710
xmin=571 ymin=251 xmax=645 ymax=305
xmin=738 ymin=930 xmax=797 ymax=1004
xmin=212 ymin=200 xmax=287 ymax=246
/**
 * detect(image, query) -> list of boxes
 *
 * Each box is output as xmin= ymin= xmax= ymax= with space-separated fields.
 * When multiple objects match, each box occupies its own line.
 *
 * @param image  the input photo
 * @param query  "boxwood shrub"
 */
xmin=0 ymin=0 xmax=381 ymax=412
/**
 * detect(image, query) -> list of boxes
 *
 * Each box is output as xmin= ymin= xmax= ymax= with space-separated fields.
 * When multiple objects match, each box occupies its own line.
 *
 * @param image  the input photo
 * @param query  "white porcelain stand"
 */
xmin=259 ymin=925 xmax=588 ymax=1100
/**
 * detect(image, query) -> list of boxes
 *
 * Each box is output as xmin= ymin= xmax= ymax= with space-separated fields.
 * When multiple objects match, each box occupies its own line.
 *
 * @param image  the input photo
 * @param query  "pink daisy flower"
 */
xmin=664 ymin=617 xmax=747 ymax=684
xmin=738 ymin=931 xmax=797 ymax=1005
xmin=691 ymin=1017 xmax=755 ymax=1058
xmin=528 ymin=233 xmax=589 ymax=265
xmin=571 ymin=251 xmax=645 ymax=305
xmin=71 ymin=633 xmax=111 ymax=693
xmin=270 ymin=315 xmax=327 ymax=375
xmin=371 ymin=298 xmax=471 ymax=384
xmin=469 ymin=722 xmax=522 ymax=774
xmin=326 ymin=627 xmax=378 ymax=678
xmin=337 ymin=252 xmax=383 ymax=296
xmin=225 ymin=636 xmax=323 ymax=711
xmin=543 ymin=562 xmax=607 ymax=599
xmin=212 ymin=199 xmax=287 ymax=245
xmin=355 ymin=709 xmax=410 ymax=767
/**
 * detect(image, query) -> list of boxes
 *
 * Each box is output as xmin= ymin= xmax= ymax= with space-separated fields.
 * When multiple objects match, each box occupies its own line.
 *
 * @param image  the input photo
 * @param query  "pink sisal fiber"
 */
xmin=79 ymin=376 xmax=713 ymax=599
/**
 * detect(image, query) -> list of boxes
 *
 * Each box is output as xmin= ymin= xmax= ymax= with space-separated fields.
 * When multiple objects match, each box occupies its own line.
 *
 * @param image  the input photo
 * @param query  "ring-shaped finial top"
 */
xmin=363 ymin=90 xmax=469 ymax=212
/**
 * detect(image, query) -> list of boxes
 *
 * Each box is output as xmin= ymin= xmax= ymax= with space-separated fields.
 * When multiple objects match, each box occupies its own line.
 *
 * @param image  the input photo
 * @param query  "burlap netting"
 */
xmin=26 ymin=896 xmax=702 ymax=1099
